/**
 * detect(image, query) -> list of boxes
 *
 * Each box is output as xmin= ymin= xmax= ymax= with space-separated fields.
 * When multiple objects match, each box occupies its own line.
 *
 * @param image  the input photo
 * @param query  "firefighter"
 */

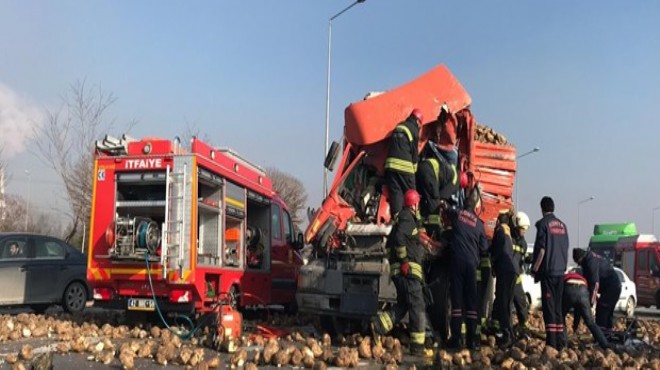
xmin=446 ymin=188 xmax=489 ymax=350
xmin=562 ymin=270 xmax=611 ymax=349
xmin=371 ymin=190 xmax=433 ymax=357
xmin=511 ymin=211 xmax=531 ymax=335
xmin=490 ymin=210 xmax=518 ymax=347
xmin=385 ymin=109 xmax=422 ymax=217
xmin=531 ymin=196 xmax=569 ymax=349
xmin=416 ymin=144 xmax=459 ymax=346
xmin=572 ymin=248 xmax=622 ymax=331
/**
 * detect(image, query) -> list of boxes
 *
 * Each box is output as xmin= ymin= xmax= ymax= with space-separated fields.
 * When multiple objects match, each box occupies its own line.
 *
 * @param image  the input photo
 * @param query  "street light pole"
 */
xmin=577 ymin=196 xmax=595 ymax=248
xmin=25 ymin=170 xmax=31 ymax=231
xmin=514 ymin=146 xmax=540 ymax=210
xmin=652 ymin=206 xmax=660 ymax=235
xmin=324 ymin=0 xmax=366 ymax=197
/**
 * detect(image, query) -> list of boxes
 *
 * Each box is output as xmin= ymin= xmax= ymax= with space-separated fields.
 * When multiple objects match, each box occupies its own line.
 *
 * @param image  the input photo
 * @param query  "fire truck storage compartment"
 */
xmin=113 ymin=171 xmax=166 ymax=259
xmin=223 ymin=181 xmax=246 ymax=268
xmin=246 ymin=191 xmax=270 ymax=270
xmin=197 ymin=167 xmax=223 ymax=266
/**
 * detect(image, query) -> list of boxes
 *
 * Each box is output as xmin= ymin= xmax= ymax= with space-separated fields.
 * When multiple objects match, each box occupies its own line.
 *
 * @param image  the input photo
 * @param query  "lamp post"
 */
xmin=577 ymin=196 xmax=595 ymax=248
xmin=652 ymin=206 xmax=660 ymax=235
xmin=25 ymin=170 xmax=31 ymax=231
xmin=514 ymin=146 xmax=540 ymax=210
xmin=324 ymin=0 xmax=366 ymax=197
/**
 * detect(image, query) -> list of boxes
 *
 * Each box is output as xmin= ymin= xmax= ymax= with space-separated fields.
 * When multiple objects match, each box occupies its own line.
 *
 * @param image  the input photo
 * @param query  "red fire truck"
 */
xmin=86 ymin=136 xmax=303 ymax=316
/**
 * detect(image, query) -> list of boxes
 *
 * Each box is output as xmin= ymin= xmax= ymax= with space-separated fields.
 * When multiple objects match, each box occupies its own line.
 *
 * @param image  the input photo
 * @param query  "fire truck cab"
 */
xmin=87 ymin=135 xmax=303 ymax=315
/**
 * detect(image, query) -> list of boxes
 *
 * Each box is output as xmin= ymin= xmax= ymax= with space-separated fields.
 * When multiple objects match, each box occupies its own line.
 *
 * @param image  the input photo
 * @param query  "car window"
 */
xmin=615 ymin=269 xmax=624 ymax=283
xmin=35 ymin=238 xmax=66 ymax=259
xmin=0 ymin=237 xmax=28 ymax=260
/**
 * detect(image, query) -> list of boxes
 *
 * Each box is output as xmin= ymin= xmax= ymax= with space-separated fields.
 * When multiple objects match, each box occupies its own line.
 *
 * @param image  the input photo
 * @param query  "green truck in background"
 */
xmin=589 ymin=222 xmax=639 ymax=264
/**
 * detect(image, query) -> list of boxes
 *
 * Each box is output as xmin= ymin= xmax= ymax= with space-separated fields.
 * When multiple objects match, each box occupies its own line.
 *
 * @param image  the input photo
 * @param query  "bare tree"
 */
xmin=179 ymin=120 xmax=213 ymax=148
xmin=0 ymin=194 xmax=63 ymax=236
xmin=33 ymin=80 xmax=133 ymax=243
xmin=265 ymin=167 xmax=308 ymax=228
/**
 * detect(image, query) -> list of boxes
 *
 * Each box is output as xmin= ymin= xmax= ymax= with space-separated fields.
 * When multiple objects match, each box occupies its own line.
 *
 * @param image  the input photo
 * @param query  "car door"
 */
xmin=0 ymin=236 xmax=29 ymax=305
xmin=25 ymin=236 xmax=65 ymax=304
xmin=636 ymin=250 xmax=652 ymax=305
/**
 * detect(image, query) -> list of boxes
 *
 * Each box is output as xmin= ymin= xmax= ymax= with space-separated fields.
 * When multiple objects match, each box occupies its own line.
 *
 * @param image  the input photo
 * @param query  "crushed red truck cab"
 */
xmin=300 ymin=65 xmax=517 ymax=331
xmin=87 ymin=136 xmax=303 ymax=315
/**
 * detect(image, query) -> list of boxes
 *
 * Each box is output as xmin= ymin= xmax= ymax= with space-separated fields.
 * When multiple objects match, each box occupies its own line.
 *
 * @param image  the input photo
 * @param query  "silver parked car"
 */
xmin=0 ymin=233 xmax=91 ymax=313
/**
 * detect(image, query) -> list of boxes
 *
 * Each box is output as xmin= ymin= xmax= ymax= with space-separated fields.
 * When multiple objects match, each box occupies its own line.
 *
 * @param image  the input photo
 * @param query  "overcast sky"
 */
xmin=1 ymin=1 xmax=659 ymax=247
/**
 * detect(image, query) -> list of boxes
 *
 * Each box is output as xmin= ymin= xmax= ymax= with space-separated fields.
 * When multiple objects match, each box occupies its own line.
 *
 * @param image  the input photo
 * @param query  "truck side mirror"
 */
xmin=324 ymin=141 xmax=341 ymax=171
xmin=292 ymin=232 xmax=305 ymax=251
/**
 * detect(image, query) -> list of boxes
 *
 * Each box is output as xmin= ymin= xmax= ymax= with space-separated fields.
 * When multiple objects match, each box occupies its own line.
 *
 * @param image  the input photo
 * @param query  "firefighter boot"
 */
xmin=410 ymin=343 xmax=434 ymax=357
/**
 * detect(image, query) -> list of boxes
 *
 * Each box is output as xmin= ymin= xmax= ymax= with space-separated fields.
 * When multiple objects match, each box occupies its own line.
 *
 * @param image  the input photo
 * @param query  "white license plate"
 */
xmin=127 ymin=298 xmax=155 ymax=311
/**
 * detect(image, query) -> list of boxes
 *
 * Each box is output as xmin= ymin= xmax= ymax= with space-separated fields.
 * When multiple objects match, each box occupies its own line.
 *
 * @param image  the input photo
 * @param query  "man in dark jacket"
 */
xmin=531 ymin=196 xmax=569 ymax=349
xmin=572 ymin=248 xmax=622 ymax=331
xmin=371 ymin=190 xmax=433 ymax=357
xmin=446 ymin=189 xmax=489 ymax=350
xmin=490 ymin=211 xmax=518 ymax=347
xmin=385 ymin=109 xmax=422 ymax=217
xmin=562 ymin=271 xmax=610 ymax=349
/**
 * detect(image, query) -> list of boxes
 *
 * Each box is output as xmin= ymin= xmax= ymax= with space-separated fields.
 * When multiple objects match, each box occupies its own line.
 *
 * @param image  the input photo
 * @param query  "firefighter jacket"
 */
xmin=388 ymin=208 xmax=425 ymax=281
xmin=532 ymin=213 xmax=569 ymax=278
xmin=579 ymin=252 xmax=620 ymax=302
xmin=448 ymin=209 xmax=488 ymax=267
xmin=384 ymin=116 xmax=420 ymax=175
xmin=511 ymin=231 xmax=528 ymax=272
xmin=416 ymin=157 xmax=457 ymax=225
xmin=491 ymin=224 xmax=519 ymax=276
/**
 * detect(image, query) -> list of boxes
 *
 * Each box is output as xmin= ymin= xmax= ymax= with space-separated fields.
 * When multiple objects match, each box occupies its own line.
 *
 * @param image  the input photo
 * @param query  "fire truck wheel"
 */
xmin=62 ymin=281 xmax=87 ymax=313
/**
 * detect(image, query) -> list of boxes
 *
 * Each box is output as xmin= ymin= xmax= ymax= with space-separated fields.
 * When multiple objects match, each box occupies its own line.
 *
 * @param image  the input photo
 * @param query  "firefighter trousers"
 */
xmin=449 ymin=258 xmax=478 ymax=347
xmin=425 ymin=254 xmax=451 ymax=344
xmin=562 ymin=283 xmax=609 ymax=348
xmin=477 ymin=265 xmax=493 ymax=332
xmin=541 ymin=275 xmax=565 ymax=349
xmin=385 ymin=170 xmax=415 ymax=217
xmin=513 ymin=276 xmax=529 ymax=327
xmin=373 ymin=275 xmax=426 ymax=346
xmin=595 ymin=275 xmax=622 ymax=330
xmin=493 ymin=272 xmax=516 ymax=341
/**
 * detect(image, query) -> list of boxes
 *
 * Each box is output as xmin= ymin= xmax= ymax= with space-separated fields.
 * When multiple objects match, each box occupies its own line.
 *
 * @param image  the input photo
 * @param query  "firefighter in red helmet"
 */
xmin=384 ymin=109 xmax=422 ymax=218
xmin=371 ymin=189 xmax=433 ymax=357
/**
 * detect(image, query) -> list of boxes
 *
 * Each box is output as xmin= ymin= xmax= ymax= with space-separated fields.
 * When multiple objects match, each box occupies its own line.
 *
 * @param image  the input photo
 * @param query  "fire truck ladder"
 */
xmin=161 ymin=164 xmax=187 ymax=279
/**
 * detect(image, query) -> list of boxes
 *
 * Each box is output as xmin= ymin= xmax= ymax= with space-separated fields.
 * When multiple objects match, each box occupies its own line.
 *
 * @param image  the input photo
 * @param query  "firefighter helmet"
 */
xmin=515 ymin=211 xmax=531 ymax=231
xmin=404 ymin=189 xmax=421 ymax=207
xmin=411 ymin=108 xmax=424 ymax=126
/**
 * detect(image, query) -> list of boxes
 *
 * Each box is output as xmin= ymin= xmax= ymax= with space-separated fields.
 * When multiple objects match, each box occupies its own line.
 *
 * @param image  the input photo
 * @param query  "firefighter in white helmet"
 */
xmin=511 ymin=211 xmax=531 ymax=338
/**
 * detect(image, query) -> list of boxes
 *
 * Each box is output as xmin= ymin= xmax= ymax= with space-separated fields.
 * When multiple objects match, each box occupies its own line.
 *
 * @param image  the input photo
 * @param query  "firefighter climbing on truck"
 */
xmin=384 ymin=109 xmax=422 ymax=217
